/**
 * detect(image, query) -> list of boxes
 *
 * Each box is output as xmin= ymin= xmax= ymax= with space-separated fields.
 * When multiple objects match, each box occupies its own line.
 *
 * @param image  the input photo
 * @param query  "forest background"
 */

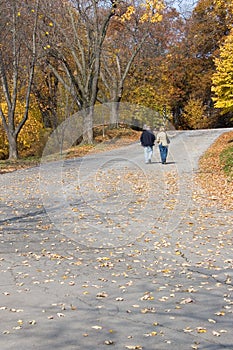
xmin=0 ymin=0 xmax=233 ymax=161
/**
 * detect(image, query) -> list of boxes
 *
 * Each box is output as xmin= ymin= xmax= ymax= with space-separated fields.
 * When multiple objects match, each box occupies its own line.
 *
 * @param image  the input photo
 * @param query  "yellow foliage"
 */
xmin=140 ymin=0 xmax=164 ymax=23
xmin=212 ymin=28 xmax=233 ymax=113
xmin=214 ymin=0 xmax=233 ymax=13
xmin=121 ymin=6 xmax=135 ymax=22
xmin=213 ymin=0 xmax=233 ymax=25
xmin=18 ymin=112 xmax=43 ymax=150
xmin=0 ymin=100 xmax=44 ymax=157
xmin=182 ymin=97 xmax=209 ymax=129
xmin=120 ymin=0 xmax=164 ymax=23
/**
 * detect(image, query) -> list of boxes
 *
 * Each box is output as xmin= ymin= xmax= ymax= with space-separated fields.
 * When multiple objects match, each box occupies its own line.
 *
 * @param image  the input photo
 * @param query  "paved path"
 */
xmin=0 ymin=129 xmax=232 ymax=350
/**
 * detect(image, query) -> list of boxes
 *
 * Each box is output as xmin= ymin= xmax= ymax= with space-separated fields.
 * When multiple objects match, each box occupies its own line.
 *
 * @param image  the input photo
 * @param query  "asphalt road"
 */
xmin=0 ymin=128 xmax=232 ymax=350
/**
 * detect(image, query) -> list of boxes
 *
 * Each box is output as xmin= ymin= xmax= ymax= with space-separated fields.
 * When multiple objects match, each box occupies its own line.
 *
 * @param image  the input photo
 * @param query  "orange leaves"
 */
xmin=196 ymin=131 xmax=233 ymax=209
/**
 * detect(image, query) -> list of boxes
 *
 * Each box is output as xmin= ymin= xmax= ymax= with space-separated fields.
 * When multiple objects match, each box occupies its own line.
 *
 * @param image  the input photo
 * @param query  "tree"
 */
xmin=98 ymin=1 xmax=164 ymax=127
xmin=0 ymin=0 xmax=40 ymax=159
xmin=42 ymin=0 xmax=167 ymax=143
xmin=182 ymin=96 xmax=208 ymax=129
xmin=212 ymin=28 xmax=233 ymax=117
xmin=33 ymin=65 xmax=60 ymax=129
xmin=123 ymin=6 xmax=184 ymax=123
xmin=152 ymin=0 xmax=233 ymax=128
xmin=175 ymin=0 xmax=232 ymax=126
xmin=41 ymin=0 xmax=120 ymax=144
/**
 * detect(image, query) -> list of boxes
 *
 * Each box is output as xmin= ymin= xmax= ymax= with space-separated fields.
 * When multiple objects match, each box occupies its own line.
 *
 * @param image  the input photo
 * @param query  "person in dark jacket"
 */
xmin=140 ymin=125 xmax=155 ymax=164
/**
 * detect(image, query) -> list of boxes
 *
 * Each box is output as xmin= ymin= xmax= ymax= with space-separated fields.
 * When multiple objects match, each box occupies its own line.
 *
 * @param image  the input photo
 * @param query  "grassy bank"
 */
xmin=220 ymin=145 xmax=233 ymax=179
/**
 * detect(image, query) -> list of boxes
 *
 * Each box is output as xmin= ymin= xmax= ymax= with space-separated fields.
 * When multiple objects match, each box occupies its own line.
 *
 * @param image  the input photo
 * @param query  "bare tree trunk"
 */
xmin=82 ymin=106 xmax=94 ymax=144
xmin=110 ymin=101 xmax=120 ymax=128
xmin=8 ymin=132 xmax=18 ymax=160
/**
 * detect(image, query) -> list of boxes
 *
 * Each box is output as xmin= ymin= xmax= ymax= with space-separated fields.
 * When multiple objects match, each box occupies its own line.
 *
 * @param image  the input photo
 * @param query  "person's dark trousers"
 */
xmin=159 ymin=144 xmax=168 ymax=164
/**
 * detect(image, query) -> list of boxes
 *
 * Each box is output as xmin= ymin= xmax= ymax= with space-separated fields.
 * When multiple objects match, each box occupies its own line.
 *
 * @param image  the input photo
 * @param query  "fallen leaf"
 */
xmin=196 ymin=327 xmax=207 ymax=333
xmin=208 ymin=318 xmax=216 ymax=323
xmin=141 ymin=307 xmax=156 ymax=314
xmin=183 ymin=327 xmax=193 ymax=333
xmin=0 ymin=307 xmax=7 ymax=310
xmin=143 ymin=331 xmax=157 ymax=337
xmin=215 ymin=311 xmax=225 ymax=316
xmin=140 ymin=292 xmax=154 ymax=301
xmin=180 ymin=298 xmax=194 ymax=304
xmin=96 ymin=292 xmax=108 ymax=298
xmin=29 ymin=320 xmax=36 ymax=325
xmin=92 ymin=325 xmax=102 ymax=330
xmin=212 ymin=331 xmax=220 ymax=337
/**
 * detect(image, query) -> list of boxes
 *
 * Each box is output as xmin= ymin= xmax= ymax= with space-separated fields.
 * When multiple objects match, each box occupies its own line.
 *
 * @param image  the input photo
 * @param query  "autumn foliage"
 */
xmin=1 ymin=0 xmax=233 ymax=160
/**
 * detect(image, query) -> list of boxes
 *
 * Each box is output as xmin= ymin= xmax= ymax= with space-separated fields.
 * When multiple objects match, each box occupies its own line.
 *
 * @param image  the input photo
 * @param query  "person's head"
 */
xmin=159 ymin=126 xmax=165 ymax=132
xmin=143 ymin=124 xmax=150 ymax=131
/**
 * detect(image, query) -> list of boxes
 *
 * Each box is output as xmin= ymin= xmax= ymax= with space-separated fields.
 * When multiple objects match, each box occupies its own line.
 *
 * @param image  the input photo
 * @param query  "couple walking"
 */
xmin=140 ymin=125 xmax=170 ymax=164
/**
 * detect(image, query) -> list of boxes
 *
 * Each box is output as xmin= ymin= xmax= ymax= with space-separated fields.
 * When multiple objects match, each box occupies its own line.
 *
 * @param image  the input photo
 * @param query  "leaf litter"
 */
xmin=0 ymin=129 xmax=232 ymax=348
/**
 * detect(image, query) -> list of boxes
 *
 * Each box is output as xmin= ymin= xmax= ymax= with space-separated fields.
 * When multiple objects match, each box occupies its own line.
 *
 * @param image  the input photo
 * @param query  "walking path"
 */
xmin=0 ymin=129 xmax=232 ymax=350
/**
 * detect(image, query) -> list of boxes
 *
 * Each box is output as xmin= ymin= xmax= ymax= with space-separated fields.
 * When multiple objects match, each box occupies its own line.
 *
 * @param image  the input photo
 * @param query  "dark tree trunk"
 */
xmin=8 ymin=132 xmax=18 ymax=160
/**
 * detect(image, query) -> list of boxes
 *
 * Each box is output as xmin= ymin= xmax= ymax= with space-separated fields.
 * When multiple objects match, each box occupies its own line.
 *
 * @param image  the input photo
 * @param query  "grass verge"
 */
xmin=220 ymin=145 xmax=233 ymax=179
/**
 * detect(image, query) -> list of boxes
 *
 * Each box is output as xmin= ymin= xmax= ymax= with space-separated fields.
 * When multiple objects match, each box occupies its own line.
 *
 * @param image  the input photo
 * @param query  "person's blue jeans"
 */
xmin=159 ymin=144 xmax=168 ymax=164
xmin=144 ymin=146 xmax=153 ymax=163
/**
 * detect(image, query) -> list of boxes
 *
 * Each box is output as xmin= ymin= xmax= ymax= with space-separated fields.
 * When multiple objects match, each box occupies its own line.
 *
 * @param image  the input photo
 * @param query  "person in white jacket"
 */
xmin=156 ymin=126 xmax=170 ymax=164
